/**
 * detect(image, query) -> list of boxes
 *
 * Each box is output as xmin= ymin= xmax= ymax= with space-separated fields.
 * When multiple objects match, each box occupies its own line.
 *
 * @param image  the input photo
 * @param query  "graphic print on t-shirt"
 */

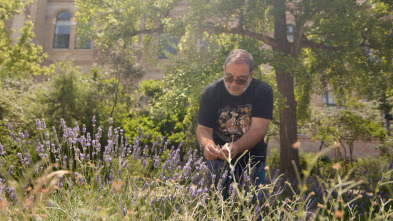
xmin=216 ymin=104 xmax=252 ymax=142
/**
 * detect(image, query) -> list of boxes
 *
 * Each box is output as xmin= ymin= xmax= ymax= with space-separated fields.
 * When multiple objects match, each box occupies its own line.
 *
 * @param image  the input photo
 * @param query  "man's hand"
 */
xmin=218 ymin=117 xmax=271 ymax=161
xmin=203 ymin=141 xmax=220 ymax=161
xmin=218 ymin=142 xmax=240 ymax=161
xmin=197 ymin=124 xmax=220 ymax=161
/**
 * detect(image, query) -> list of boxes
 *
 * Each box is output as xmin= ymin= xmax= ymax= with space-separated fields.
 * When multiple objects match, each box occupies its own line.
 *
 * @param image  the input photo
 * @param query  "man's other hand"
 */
xmin=203 ymin=142 xmax=220 ymax=161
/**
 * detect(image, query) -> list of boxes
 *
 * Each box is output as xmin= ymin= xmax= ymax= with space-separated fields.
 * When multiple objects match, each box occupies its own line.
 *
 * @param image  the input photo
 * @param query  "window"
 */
xmin=287 ymin=25 xmax=295 ymax=43
xmin=75 ymin=35 xmax=91 ymax=49
xmin=53 ymin=11 xmax=72 ymax=49
xmin=159 ymin=34 xmax=178 ymax=59
xmin=75 ymin=21 xmax=92 ymax=49
xmin=322 ymin=90 xmax=336 ymax=107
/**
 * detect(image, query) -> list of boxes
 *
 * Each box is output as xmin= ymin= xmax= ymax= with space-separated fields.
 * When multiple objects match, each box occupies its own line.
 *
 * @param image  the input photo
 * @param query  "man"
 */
xmin=196 ymin=49 xmax=273 ymax=189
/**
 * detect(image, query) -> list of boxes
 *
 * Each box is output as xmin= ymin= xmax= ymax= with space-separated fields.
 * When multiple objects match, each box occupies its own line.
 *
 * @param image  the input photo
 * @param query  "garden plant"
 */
xmin=0 ymin=117 xmax=391 ymax=220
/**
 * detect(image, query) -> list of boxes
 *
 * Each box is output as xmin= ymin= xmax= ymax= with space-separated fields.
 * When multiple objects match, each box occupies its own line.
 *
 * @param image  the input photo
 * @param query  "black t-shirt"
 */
xmin=198 ymin=78 xmax=273 ymax=168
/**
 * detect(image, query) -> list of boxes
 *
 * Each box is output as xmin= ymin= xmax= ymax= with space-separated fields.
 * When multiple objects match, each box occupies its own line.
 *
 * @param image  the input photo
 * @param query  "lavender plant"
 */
xmin=0 ymin=117 xmax=391 ymax=220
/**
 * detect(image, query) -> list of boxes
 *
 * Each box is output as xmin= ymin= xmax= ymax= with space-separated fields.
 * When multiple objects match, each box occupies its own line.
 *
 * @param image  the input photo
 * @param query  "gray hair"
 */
xmin=224 ymin=49 xmax=254 ymax=73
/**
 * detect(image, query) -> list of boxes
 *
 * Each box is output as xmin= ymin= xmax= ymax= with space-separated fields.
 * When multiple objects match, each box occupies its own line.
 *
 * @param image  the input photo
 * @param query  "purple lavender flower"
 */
xmin=60 ymin=118 xmax=66 ymax=129
xmin=23 ymin=152 xmax=31 ymax=165
xmin=7 ymin=123 xmax=13 ymax=131
xmin=97 ymin=127 xmax=102 ymax=139
xmin=108 ymin=126 xmax=113 ymax=138
xmin=9 ymin=133 xmax=17 ymax=141
xmin=41 ymin=119 xmax=46 ymax=129
xmin=109 ymin=169 xmax=114 ymax=181
xmin=8 ymin=165 xmax=14 ymax=175
xmin=153 ymin=155 xmax=161 ymax=169
xmin=8 ymin=187 xmax=16 ymax=200
xmin=17 ymin=152 xmax=23 ymax=162
xmin=35 ymin=119 xmax=41 ymax=130
xmin=0 ymin=143 xmax=5 ymax=155
xmin=122 ymin=202 xmax=126 ymax=216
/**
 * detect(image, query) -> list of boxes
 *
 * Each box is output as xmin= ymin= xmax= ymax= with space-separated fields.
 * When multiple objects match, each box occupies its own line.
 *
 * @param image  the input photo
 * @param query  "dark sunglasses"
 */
xmin=224 ymin=75 xmax=249 ymax=85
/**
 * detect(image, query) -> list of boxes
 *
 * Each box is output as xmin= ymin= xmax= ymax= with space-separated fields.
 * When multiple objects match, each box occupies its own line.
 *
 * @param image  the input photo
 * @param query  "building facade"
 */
xmin=8 ymin=0 xmax=189 ymax=80
xmin=8 ymin=0 xmax=98 ymax=74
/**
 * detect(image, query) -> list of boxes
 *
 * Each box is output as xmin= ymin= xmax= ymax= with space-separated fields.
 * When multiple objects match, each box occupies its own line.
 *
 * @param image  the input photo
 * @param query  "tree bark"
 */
xmin=272 ymin=0 xmax=299 ymax=177
xmin=276 ymin=71 xmax=299 ymax=177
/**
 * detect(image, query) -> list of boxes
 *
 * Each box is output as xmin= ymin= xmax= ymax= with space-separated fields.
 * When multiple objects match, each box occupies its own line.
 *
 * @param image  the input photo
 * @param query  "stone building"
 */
xmin=7 ymin=0 xmax=189 ymax=80
xmin=8 ymin=0 xmax=97 ymax=74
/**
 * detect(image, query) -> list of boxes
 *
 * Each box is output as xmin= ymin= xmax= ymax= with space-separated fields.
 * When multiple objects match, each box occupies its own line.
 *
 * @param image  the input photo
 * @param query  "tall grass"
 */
xmin=0 ymin=118 xmax=392 ymax=220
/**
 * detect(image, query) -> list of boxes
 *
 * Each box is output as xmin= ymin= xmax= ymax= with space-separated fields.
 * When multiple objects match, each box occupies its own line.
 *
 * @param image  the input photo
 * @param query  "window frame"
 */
xmin=53 ymin=11 xmax=72 ymax=49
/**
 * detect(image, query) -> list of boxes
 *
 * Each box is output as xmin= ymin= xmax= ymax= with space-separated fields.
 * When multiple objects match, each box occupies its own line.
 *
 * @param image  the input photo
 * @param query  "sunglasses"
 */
xmin=224 ymin=75 xmax=249 ymax=85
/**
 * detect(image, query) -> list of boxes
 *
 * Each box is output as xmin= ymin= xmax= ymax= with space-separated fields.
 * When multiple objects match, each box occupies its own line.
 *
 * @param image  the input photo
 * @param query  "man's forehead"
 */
xmin=225 ymin=61 xmax=251 ymax=70
xmin=224 ymin=73 xmax=249 ymax=78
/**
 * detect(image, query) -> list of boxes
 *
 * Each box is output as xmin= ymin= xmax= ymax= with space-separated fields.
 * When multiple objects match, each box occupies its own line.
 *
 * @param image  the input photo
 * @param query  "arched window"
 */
xmin=53 ymin=11 xmax=72 ymax=49
xmin=287 ymin=25 xmax=295 ymax=43
xmin=159 ymin=34 xmax=178 ymax=59
xmin=322 ymin=90 xmax=336 ymax=107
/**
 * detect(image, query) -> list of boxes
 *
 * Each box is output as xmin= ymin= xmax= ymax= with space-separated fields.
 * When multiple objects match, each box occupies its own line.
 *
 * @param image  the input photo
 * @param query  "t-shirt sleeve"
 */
xmin=197 ymin=88 xmax=217 ymax=128
xmin=252 ymin=83 xmax=273 ymax=120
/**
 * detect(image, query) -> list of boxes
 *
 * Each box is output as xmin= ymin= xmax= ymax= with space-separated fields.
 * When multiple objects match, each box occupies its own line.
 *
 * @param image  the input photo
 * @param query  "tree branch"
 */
xmin=127 ymin=26 xmax=164 ymax=37
xmin=302 ymin=37 xmax=344 ymax=51
xmin=199 ymin=24 xmax=278 ymax=48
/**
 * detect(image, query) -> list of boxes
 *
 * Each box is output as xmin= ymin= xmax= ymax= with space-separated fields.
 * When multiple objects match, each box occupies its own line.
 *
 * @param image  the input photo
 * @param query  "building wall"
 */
xmin=22 ymin=0 xmax=189 ymax=78
xmin=267 ymin=135 xmax=381 ymax=160
xmin=10 ymin=0 xmax=98 ymax=74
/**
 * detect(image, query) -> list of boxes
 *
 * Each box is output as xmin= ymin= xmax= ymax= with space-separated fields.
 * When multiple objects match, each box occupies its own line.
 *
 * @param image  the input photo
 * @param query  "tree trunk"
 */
xmin=272 ymin=0 xmax=299 ymax=177
xmin=276 ymin=71 xmax=299 ymax=176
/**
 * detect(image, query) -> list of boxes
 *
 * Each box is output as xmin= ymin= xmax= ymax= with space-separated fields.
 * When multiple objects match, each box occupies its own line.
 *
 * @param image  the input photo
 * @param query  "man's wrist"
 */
xmin=201 ymin=139 xmax=215 ymax=150
xmin=232 ymin=142 xmax=242 ymax=156
xmin=206 ymin=139 xmax=215 ymax=146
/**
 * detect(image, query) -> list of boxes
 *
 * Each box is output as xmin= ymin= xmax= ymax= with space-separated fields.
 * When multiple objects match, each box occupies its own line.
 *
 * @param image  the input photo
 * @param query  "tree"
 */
xmin=0 ymin=0 xmax=53 ymax=148
xmin=0 ymin=0 xmax=53 ymax=78
xmin=350 ymin=0 xmax=393 ymax=134
xmin=40 ymin=62 xmax=131 ymax=132
xmin=75 ymin=0 xmax=393 ymax=176
xmin=304 ymin=99 xmax=386 ymax=163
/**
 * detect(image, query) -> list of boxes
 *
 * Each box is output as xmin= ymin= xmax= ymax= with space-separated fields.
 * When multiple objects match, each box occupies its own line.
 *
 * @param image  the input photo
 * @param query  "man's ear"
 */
xmin=250 ymin=71 xmax=255 ymax=78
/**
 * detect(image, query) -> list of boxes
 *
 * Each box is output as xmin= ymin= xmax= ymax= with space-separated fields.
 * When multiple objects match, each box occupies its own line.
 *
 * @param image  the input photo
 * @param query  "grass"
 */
xmin=0 ymin=118 xmax=392 ymax=220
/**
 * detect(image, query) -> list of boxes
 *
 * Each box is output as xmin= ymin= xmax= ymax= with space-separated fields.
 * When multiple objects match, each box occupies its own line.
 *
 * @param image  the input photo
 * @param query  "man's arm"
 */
xmin=219 ymin=117 xmax=271 ymax=160
xmin=196 ymin=124 xmax=220 ymax=161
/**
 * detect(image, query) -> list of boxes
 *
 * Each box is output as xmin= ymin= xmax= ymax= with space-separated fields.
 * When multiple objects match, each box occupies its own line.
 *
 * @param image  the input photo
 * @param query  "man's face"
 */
xmin=223 ymin=62 xmax=254 ymax=96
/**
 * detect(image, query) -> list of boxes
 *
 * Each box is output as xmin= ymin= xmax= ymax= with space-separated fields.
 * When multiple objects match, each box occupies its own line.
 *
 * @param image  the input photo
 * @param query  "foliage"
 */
xmin=75 ymin=0 xmax=393 ymax=174
xmin=39 ymin=61 xmax=131 ymax=133
xmin=0 ymin=0 xmax=53 ymax=78
xmin=349 ymin=0 xmax=393 ymax=132
xmin=376 ymin=134 xmax=393 ymax=159
xmin=0 ymin=0 xmax=54 ymax=163
xmin=0 ymin=119 xmax=392 ymax=220
xmin=0 ymin=78 xmax=45 ymax=172
xmin=301 ymin=99 xmax=386 ymax=162
xmin=122 ymin=78 xmax=196 ymax=153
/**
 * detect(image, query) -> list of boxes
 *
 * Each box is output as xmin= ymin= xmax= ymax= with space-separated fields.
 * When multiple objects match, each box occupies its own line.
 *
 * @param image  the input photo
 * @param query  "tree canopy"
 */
xmin=75 ymin=0 xmax=393 ymax=175
xmin=0 ymin=0 xmax=53 ymax=78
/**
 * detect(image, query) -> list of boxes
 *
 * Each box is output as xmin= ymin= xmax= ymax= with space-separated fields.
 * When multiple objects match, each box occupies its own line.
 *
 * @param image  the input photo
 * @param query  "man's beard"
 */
xmin=224 ymin=80 xmax=251 ymax=96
